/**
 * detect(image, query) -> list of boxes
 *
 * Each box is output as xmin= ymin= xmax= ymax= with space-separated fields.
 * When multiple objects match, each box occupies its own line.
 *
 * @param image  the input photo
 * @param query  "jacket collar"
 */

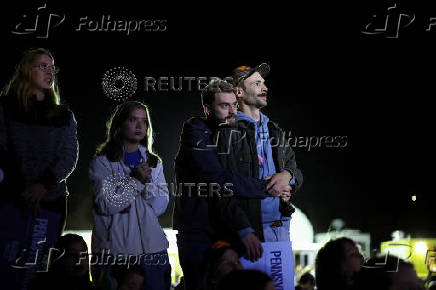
xmin=138 ymin=145 xmax=148 ymax=159
xmin=122 ymin=144 xmax=147 ymax=161
xmin=236 ymin=111 xmax=280 ymax=130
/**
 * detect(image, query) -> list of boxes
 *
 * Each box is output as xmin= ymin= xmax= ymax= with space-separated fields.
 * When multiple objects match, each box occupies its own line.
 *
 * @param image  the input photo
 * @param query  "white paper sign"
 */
xmin=240 ymin=241 xmax=294 ymax=290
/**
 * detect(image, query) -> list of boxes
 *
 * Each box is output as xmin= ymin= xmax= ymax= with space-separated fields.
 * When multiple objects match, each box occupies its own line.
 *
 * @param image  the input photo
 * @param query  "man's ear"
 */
xmin=234 ymin=86 xmax=244 ymax=98
xmin=203 ymin=104 xmax=211 ymax=117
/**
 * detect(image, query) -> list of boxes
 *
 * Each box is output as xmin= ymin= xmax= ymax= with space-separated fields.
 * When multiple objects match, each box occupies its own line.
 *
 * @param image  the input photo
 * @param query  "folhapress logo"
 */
xmin=361 ymin=3 xmax=415 ymax=38
xmin=11 ymin=3 xmax=167 ymax=39
xmin=11 ymin=3 xmax=65 ymax=39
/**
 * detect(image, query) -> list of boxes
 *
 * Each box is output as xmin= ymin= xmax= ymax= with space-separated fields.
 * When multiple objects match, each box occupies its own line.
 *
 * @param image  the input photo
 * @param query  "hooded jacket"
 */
xmin=90 ymin=145 xmax=169 ymax=255
xmin=211 ymin=114 xmax=303 ymax=242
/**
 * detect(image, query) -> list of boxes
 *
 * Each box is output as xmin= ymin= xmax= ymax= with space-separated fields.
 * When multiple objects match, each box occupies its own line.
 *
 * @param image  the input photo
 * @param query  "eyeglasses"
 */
xmin=33 ymin=63 xmax=60 ymax=74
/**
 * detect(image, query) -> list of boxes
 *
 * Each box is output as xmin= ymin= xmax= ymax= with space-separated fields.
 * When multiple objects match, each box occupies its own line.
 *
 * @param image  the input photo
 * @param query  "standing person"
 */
xmin=0 ymin=48 xmax=78 ymax=290
xmin=207 ymin=64 xmax=302 ymax=289
xmin=211 ymin=64 xmax=302 ymax=246
xmin=89 ymin=101 xmax=171 ymax=290
xmin=227 ymin=63 xmax=303 ymax=243
xmin=173 ymin=78 xmax=285 ymax=290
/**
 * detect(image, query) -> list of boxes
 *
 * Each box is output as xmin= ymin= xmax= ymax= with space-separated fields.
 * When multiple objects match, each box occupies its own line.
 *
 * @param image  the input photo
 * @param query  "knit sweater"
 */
xmin=0 ymin=95 xmax=78 ymax=202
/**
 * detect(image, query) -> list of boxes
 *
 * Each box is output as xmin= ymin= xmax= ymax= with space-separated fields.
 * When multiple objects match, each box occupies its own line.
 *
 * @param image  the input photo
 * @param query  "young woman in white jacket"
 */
xmin=89 ymin=101 xmax=170 ymax=290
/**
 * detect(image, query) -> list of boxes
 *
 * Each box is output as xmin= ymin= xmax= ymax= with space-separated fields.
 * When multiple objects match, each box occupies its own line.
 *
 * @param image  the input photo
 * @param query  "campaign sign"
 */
xmin=240 ymin=241 xmax=294 ymax=290
xmin=0 ymin=203 xmax=62 ymax=290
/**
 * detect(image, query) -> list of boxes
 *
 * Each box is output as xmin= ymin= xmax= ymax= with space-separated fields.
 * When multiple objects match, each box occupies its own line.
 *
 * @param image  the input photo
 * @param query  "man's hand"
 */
xmin=281 ymin=191 xmax=291 ymax=202
xmin=268 ymin=183 xmax=292 ymax=199
xmin=242 ymin=233 xmax=263 ymax=262
xmin=134 ymin=162 xmax=152 ymax=184
xmin=265 ymin=171 xmax=292 ymax=197
xmin=22 ymin=183 xmax=47 ymax=217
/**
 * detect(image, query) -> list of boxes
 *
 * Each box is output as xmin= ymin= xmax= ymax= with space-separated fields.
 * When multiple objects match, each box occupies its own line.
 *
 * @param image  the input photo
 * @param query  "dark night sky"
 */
xmin=0 ymin=0 xmax=433 ymax=248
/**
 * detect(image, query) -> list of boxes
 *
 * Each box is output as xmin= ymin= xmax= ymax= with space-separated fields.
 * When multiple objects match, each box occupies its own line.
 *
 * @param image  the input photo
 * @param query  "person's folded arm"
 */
xmin=182 ymin=120 xmax=267 ymax=199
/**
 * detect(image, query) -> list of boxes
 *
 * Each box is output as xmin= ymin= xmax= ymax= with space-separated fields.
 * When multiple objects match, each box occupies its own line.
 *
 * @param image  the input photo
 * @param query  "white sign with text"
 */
xmin=240 ymin=241 xmax=294 ymax=290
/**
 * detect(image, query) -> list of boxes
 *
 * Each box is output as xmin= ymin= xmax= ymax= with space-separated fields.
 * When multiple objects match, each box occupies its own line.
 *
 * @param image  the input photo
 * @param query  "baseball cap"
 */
xmin=230 ymin=63 xmax=270 ymax=87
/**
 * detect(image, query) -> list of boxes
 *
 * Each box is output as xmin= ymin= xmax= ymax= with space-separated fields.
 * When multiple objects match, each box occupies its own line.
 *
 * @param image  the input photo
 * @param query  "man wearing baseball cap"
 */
xmin=207 ymin=63 xmax=302 ymax=289
xmin=219 ymin=62 xmax=303 ymax=244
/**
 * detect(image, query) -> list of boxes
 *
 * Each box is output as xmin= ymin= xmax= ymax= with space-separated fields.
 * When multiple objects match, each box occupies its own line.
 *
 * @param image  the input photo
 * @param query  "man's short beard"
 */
xmin=256 ymin=93 xmax=268 ymax=108
xmin=207 ymin=114 xmax=236 ymax=127
xmin=255 ymin=100 xmax=266 ymax=109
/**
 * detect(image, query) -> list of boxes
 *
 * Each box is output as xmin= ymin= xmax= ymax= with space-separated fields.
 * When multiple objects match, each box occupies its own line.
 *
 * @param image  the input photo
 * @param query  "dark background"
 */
xmin=0 ymin=0 xmax=433 ymax=250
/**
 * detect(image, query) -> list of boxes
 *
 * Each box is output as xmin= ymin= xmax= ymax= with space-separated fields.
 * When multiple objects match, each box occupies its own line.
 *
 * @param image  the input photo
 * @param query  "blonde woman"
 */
xmin=0 ymin=48 xmax=78 ymax=289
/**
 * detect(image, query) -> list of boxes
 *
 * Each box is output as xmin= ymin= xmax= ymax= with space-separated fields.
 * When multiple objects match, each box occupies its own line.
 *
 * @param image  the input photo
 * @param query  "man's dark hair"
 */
xmin=201 ymin=78 xmax=234 ymax=107
xmin=299 ymin=272 xmax=315 ymax=285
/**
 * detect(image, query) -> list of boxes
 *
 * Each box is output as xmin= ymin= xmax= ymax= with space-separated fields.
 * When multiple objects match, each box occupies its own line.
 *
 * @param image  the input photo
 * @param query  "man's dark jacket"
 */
xmin=210 ymin=118 xmax=303 ymax=242
xmin=172 ymin=117 xmax=268 ymax=240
